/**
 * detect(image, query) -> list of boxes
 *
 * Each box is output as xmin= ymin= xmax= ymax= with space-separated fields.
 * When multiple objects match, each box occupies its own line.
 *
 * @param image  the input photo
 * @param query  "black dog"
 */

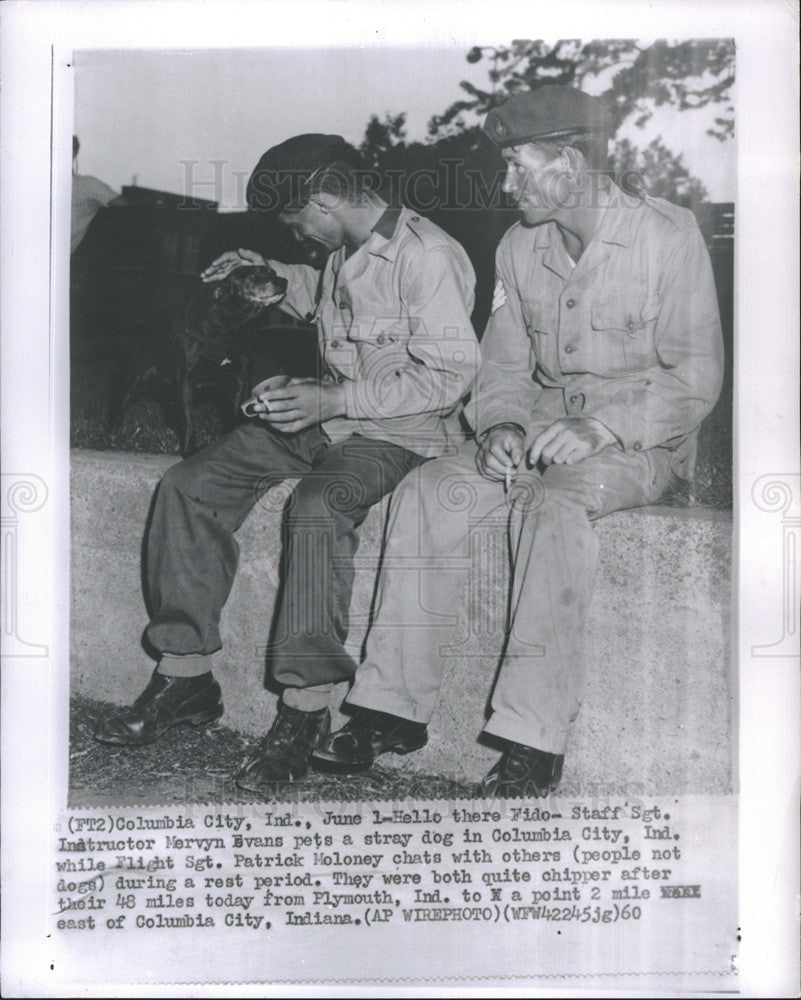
xmin=110 ymin=265 xmax=289 ymax=456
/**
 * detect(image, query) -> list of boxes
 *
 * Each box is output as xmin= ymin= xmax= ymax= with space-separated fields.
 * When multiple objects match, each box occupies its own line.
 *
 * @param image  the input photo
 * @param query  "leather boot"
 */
xmin=93 ymin=670 xmax=223 ymax=746
xmin=481 ymin=742 xmax=564 ymax=799
xmin=312 ymin=707 xmax=427 ymax=773
xmin=236 ymin=703 xmax=330 ymax=792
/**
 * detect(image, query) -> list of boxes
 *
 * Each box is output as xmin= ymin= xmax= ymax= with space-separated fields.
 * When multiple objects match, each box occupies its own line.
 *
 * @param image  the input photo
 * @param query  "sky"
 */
xmin=73 ymin=46 xmax=736 ymax=210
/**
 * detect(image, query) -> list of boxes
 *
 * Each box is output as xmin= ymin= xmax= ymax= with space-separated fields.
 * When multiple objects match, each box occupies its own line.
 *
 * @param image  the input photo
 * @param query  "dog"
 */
xmin=109 ymin=264 xmax=289 ymax=456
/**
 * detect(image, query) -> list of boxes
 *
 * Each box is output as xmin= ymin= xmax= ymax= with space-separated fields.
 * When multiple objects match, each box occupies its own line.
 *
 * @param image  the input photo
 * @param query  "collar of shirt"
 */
xmin=368 ymin=204 xmax=404 ymax=258
xmin=328 ymin=204 xmax=406 ymax=288
xmin=533 ymin=182 xmax=645 ymax=281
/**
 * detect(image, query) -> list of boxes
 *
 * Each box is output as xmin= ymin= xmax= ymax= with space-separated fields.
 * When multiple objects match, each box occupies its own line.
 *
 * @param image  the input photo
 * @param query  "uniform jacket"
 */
xmin=270 ymin=206 xmax=479 ymax=458
xmin=472 ymin=189 xmax=725 ymax=479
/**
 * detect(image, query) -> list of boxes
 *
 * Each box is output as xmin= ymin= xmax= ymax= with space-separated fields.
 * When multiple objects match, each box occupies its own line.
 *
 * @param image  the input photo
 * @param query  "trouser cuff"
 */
xmin=282 ymin=684 xmax=334 ymax=712
xmin=345 ymin=690 xmax=424 ymax=724
xmin=483 ymin=713 xmax=568 ymax=755
xmin=157 ymin=653 xmax=217 ymax=678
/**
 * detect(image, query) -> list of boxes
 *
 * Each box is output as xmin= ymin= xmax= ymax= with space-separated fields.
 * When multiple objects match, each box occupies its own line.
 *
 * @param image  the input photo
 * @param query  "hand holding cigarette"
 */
xmin=241 ymin=375 xmax=293 ymax=417
xmin=475 ymin=422 xmax=525 ymax=486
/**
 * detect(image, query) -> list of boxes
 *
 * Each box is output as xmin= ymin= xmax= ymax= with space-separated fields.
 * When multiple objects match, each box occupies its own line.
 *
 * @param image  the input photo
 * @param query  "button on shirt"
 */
xmin=269 ymin=207 xmax=479 ymax=457
xmin=471 ymin=189 xmax=724 ymax=479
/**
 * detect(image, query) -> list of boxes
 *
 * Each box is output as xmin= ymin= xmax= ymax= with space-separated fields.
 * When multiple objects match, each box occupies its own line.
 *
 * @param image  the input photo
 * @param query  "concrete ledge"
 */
xmin=71 ymin=449 xmax=733 ymax=794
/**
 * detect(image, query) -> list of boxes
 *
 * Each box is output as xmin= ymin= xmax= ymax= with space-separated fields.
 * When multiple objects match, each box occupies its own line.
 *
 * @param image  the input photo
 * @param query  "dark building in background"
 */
xmin=71 ymin=186 xmax=219 ymax=356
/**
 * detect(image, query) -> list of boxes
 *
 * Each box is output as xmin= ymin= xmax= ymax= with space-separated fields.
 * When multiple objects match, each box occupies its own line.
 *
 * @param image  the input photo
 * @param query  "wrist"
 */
xmin=483 ymin=421 xmax=525 ymax=441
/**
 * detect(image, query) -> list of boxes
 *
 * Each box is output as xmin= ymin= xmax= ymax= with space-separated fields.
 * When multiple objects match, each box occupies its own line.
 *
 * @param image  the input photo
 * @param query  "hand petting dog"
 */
xmin=201 ymin=248 xmax=268 ymax=282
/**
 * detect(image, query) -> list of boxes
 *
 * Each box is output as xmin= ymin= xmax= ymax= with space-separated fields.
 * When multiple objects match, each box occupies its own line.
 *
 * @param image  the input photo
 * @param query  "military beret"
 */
xmin=247 ymin=133 xmax=363 ymax=214
xmin=483 ymin=85 xmax=612 ymax=147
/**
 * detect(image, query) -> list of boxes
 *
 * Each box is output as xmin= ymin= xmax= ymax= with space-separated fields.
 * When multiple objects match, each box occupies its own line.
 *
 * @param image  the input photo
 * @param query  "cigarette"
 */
xmin=505 ymin=466 xmax=512 ymax=492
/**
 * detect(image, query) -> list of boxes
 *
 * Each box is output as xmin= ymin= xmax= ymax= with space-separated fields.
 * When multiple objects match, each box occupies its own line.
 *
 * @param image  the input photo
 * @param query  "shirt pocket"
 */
xmin=346 ymin=314 xmax=406 ymax=346
xmin=590 ymin=290 xmax=660 ymax=373
xmin=343 ymin=314 xmax=413 ymax=391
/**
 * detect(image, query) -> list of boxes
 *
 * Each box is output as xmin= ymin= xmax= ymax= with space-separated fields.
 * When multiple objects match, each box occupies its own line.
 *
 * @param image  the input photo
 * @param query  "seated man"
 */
xmin=94 ymin=134 xmax=479 ymax=793
xmin=313 ymin=87 xmax=725 ymax=797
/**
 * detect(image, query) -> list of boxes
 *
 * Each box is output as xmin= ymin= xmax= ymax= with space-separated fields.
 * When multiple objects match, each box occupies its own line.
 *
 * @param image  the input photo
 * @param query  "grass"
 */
xmin=71 ymin=355 xmax=233 ymax=456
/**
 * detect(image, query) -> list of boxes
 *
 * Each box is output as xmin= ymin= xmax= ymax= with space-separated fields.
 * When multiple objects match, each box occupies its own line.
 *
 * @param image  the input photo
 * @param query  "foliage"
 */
xmin=430 ymin=38 xmax=734 ymax=141
xmin=610 ymin=136 xmax=708 ymax=206
xmin=360 ymin=112 xmax=408 ymax=164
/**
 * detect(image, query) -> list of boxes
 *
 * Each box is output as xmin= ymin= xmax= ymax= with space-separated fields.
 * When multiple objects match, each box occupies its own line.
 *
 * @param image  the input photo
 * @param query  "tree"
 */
xmin=610 ymin=136 xmax=709 ymax=206
xmin=360 ymin=113 xmax=408 ymax=168
xmin=430 ymin=39 xmax=734 ymax=141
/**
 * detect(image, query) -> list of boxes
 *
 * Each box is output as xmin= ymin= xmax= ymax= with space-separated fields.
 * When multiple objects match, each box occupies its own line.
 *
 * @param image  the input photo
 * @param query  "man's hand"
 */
xmin=528 ymin=416 xmax=616 ymax=467
xmin=476 ymin=423 xmax=525 ymax=483
xmin=254 ymin=379 xmax=347 ymax=434
xmin=201 ymin=248 xmax=267 ymax=283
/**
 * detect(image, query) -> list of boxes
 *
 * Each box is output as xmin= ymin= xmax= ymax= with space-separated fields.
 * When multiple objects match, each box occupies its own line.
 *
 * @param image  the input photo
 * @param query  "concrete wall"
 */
xmin=71 ymin=449 xmax=734 ymax=794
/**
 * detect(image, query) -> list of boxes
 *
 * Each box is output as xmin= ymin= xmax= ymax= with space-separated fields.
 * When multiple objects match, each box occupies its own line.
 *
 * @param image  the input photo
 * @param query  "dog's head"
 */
xmin=184 ymin=264 xmax=289 ymax=349
xmin=219 ymin=264 xmax=288 ymax=307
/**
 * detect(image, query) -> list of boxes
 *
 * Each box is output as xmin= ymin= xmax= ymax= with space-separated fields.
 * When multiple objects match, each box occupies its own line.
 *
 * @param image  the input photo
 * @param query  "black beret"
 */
xmin=483 ymin=85 xmax=612 ymax=148
xmin=246 ymin=133 xmax=363 ymax=214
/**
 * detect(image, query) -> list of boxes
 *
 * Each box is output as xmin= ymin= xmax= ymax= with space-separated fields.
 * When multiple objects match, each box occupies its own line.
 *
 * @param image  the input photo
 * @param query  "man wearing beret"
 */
xmin=94 ymin=134 xmax=479 ymax=793
xmin=313 ymin=86 xmax=724 ymax=797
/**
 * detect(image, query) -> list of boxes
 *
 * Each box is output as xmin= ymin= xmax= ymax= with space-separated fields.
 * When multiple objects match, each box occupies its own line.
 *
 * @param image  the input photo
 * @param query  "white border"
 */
xmin=1 ymin=1 xmax=799 ymax=995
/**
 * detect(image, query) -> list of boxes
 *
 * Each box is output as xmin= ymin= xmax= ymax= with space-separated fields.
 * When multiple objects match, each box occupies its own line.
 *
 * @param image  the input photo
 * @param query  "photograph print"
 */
xmin=68 ymin=38 xmax=735 ymax=808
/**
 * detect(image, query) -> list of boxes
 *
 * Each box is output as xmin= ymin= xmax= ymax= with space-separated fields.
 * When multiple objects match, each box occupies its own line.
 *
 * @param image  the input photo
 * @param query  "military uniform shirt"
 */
xmin=472 ymin=188 xmax=724 ymax=479
xmin=270 ymin=207 xmax=479 ymax=458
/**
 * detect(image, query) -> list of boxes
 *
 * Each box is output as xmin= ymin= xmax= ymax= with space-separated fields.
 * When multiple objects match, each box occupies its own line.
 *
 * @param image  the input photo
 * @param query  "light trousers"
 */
xmin=348 ymin=435 xmax=671 ymax=753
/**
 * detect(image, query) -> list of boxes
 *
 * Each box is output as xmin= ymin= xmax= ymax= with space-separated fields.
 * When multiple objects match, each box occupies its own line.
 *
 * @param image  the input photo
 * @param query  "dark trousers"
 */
xmin=145 ymin=422 xmax=424 ymax=688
